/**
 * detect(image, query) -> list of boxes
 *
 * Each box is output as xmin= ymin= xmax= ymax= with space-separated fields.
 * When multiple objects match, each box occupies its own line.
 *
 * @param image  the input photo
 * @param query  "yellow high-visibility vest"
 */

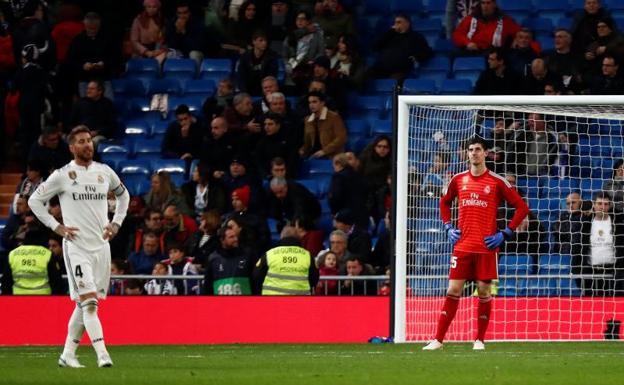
xmin=8 ymin=245 xmax=52 ymax=295
xmin=262 ymin=246 xmax=311 ymax=295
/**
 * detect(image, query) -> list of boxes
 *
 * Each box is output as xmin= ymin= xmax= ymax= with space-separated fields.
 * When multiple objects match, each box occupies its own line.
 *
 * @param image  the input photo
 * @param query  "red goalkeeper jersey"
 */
xmin=440 ymin=169 xmax=529 ymax=254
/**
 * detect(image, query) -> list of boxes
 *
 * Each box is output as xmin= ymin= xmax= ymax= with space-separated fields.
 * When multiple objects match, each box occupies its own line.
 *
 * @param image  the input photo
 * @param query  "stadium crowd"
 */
xmin=0 ymin=0 xmax=623 ymax=296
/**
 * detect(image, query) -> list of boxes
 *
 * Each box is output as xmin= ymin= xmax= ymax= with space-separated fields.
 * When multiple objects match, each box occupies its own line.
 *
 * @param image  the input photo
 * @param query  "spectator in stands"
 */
xmin=144 ymin=262 xmax=176 ymax=295
xmin=370 ymin=13 xmax=432 ymax=80
xmin=514 ymin=113 xmax=558 ymax=176
xmin=143 ymin=171 xmax=193 ymax=216
xmin=252 ymin=77 xmax=280 ymax=119
xmin=161 ymin=104 xmax=202 ymax=164
xmin=293 ymin=78 xmax=337 ymax=120
xmin=181 ymin=162 xmax=227 ymax=221
xmin=473 ymin=47 xmax=519 ymax=95
xmin=293 ymin=215 xmax=325 ymax=259
xmin=452 ymin=0 xmax=520 ymax=53
xmin=313 ymin=0 xmax=355 ymax=49
xmin=543 ymin=29 xmax=584 ymax=94
xmin=223 ymin=0 xmax=264 ymax=56
xmin=224 ymin=185 xmax=272 ymax=254
xmin=268 ymin=92 xmax=303 ymax=160
xmin=283 ymin=10 xmax=325 ymax=89
xmin=130 ymin=209 xmax=164 ymax=254
xmin=340 ymin=255 xmax=377 ymax=296
xmin=585 ymin=18 xmax=624 ymax=78
xmin=162 ymin=204 xmax=199 ymax=252
xmin=371 ymin=210 xmax=392 ymax=273
xmin=571 ymin=191 xmax=624 ymax=296
xmin=269 ymin=157 xmax=289 ymax=181
xmin=521 ymin=58 xmax=560 ymax=95
xmin=202 ymin=78 xmax=235 ymax=121
xmin=419 ymin=152 xmax=453 ymax=197
xmin=69 ymin=79 xmax=117 ymax=146
xmin=330 ymin=33 xmax=365 ymax=91
xmin=130 ymin=0 xmax=167 ymax=64
xmin=48 ymin=233 xmax=68 ymax=294
xmin=201 ymin=116 xmax=238 ymax=179
xmin=552 ymin=192 xmax=584 ymax=255
xmin=10 ymin=0 xmax=55 ymax=72
xmin=299 ymin=91 xmax=347 ymax=159
xmin=328 ymin=153 xmax=368 ymax=227
xmin=497 ymin=208 xmax=546 ymax=272
xmin=13 ymin=160 xmax=45 ymax=212
xmin=186 ymin=209 xmax=221 ymax=268
xmin=571 ymin=0 xmax=612 ymax=56
xmin=1 ymin=195 xmax=34 ymax=252
xmin=506 ymin=27 xmax=539 ymax=77
xmin=544 ymin=80 xmax=564 ymax=95
xmin=14 ymin=43 xmax=47 ymax=153
xmin=128 ymin=232 xmax=165 ymax=274
xmin=50 ymin=3 xmax=83 ymax=110
xmin=587 ymin=55 xmax=624 ymax=94
xmin=220 ymin=157 xmax=265 ymax=211
xmin=320 ymin=229 xmax=352 ymax=270
xmin=162 ymin=240 xmax=200 ymax=295
xmin=315 ymin=250 xmax=339 ymax=295
xmin=358 ymin=135 xmax=392 ymax=215
xmin=237 ymin=31 xmax=279 ymax=96
xmin=445 ymin=0 xmax=479 ymax=39
xmin=253 ymin=113 xmax=294 ymax=180
xmin=311 ymin=55 xmax=345 ymax=112
xmin=109 ymin=259 xmax=129 ymax=295
xmin=204 ymin=227 xmax=255 ymax=295
xmin=334 ymin=208 xmax=372 ymax=266
xmin=223 ymin=92 xmax=261 ymax=150
xmin=27 ymin=126 xmax=71 ymax=174
xmin=267 ymin=176 xmax=321 ymax=229
xmin=604 ymin=159 xmax=624 ymax=213
xmin=266 ymin=0 xmax=293 ymax=53
xmin=166 ymin=2 xmax=205 ymax=66
xmin=66 ymin=12 xmax=115 ymax=99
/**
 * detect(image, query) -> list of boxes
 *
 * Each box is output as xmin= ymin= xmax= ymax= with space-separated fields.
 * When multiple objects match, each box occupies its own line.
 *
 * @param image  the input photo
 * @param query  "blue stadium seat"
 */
xmin=151 ymin=159 xmax=186 ymax=186
xmin=539 ymin=254 xmax=572 ymax=275
xmin=417 ymin=55 xmax=450 ymax=83
xmin=591 ymin=158 xmax=614 ymax=180
xmin=114 ymin=78 xmax=147 ymax=97
xmin=124 ymin=119 xmax=151 ymax=138
xmin=125 ymin=58 xmax=159 ymax=78
xmin=605 ymin=0 xmax=624 ymax=18
xmin=296 ymin=179 xmax=322 ymax=199
xmin=99 ymin=153 xmax=127 ymax=171
xmin=345 ymin=135 xmax=369 ymax=154
xmin=199 ymin=59 xmax=232 ymax=79
xmin=167 ymin=96 xmax=202 ymax=113
xmin=302 ymin=158 xmax=333 ymax=177
xmin=345 ymin=119 xmax=370 ymax=137
xmin=556 ymin=278 xmax=582 ymax=296
xmin=366 ymin=0 xmax=392 ymax=14
xmin=183 ymin=79 xmax=216 ymax=96
xmin=163 ymin=58 xmax=197 ymax=80
xmin=132 ymin=139 xmax=162 ymax=161
xmin=349 ymin=95 xmax=387 ymax=119
xmin=403 ymin=78 xmax=437 ymax=94
xmin=499 ymin=254 xmax=533 ymax=276
xmin=543 ymin=178 xmax=579 ymax=198
xmin=497 ymin=0 xmax=532 ymax=20
xmin=267 ymin=218 xmax=281 ymax=244
xmin=151 ymin=119 xmax=171 ymax=137
xmin=98 ymin=141 xmax=130 ymax=155
xmin=526 ymin=278 xmax=556 ymax=296
xmin=319 ymin=198 xmax=331 ymax=214
xmin=579 ymin=179 xmax=604 ymax=200
xmin=369 ymin=119 xmax=393 ymax=137
xmin=522 ymin=17 xmax=554 ymax=34
xmin=318 ymin=214 xmax=334 ymax=238
xmin=556 ymin=16 xmax=573 ymax=30
xmin=439 ymin=79 xmax=473 ymax=94
xmin=452 ymin=56 xmax=485 ymax=84
xmin=433 ymin=38 xmax=454 ymax=54
xmin=146 ymin=78 xmax=181 ymax=96
xmin=127 ymin=178 xmax=151 ymax=196
xmin=498 ymin=278 xmax=528 ymax=296
xmin=367 ymin=78 xmax=397 ymax=95
xmin=119 ymin=159 xmax=151 ymax=175
xmin=412 ymin=18 xmax=442 ymax=34
xmin=390 ymin=0 xmax=424 ymax=13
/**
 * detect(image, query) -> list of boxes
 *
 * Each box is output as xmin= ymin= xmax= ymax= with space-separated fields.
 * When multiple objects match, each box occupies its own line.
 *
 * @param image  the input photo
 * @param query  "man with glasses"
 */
xmin=128 ymin=232 xmax=165 ymax=274
xmin=553 ymin=192 xmax=584 ymax=255
xmin=588 ymin=55 xmax=624 ymax=94
xmin=130 ymin=209 xmax=164 ymax=254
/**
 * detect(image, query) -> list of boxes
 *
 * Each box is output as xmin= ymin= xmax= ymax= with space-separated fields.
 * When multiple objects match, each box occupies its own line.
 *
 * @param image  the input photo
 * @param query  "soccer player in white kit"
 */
xmin=29 ymin=126 xmax=129 ymax=368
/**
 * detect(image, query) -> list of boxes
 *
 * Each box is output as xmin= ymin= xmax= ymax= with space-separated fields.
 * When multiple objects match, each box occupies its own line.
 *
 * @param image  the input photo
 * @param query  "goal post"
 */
xmin=393 ymin=95 xmax=624 ymax=343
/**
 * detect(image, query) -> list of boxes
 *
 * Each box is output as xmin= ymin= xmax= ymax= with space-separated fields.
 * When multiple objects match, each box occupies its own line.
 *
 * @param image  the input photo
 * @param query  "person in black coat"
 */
xmin=204 ymin=227 xmax=255 ymax=295
xmin=327 ymin=153 xmax=368 ymax=228
xmin=267 ymin=176 xmax=321 ymax=230
xmin=237 ymin=31 xmax=279 ymax=96
xmin=14 ymin=44 xmax=47 ymax=152
xmin=370 ymin=13 xmax=433 ymax=79
xmin=181 ymin=162 xmax=228 ymax=220
xmin=69 ymin=79 xmax=117 ymax=143
xmin=333 ymin=208 xmax=372 ymax=266
xmin=474 ymin=48 xmax=520 ymax=95
xmin=186 ymin=209 xmax=221 ymax=269
xmin=253 ymin=113 xmax=293 ymax=180
xmin=201 ymin=116 xmax=238 ymax=180
xmin=223 ymin=185 xmax=272 ymax=255
xmin=27 ymin=127 xmax=72 ymax=175
xmin=161 ymin=104 xmax=203 ymax=166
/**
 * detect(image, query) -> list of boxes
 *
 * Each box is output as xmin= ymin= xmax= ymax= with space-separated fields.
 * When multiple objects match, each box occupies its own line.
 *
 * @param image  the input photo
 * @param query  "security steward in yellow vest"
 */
xmin=1 ymin=228 xmax=63 ymax=295
xmin=253 ymin=226 xmax=319 ymax=295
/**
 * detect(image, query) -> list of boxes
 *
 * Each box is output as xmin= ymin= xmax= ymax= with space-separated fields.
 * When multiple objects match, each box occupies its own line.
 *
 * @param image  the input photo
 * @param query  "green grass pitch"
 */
xmin=1 ymin=343 xmax=622 ymax=385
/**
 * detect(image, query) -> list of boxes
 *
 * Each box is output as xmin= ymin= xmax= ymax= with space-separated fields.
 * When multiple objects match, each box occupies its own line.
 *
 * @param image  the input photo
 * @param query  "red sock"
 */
xmin=434 ymin=295 xmax=460 ymax=342
xmin=476 ymin=296 xmax=493 ymax=342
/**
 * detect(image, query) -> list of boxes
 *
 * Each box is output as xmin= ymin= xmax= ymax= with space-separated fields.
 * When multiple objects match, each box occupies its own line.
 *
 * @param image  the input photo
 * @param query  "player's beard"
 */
xmin=76 ymin=147 xmax=94 ymax=163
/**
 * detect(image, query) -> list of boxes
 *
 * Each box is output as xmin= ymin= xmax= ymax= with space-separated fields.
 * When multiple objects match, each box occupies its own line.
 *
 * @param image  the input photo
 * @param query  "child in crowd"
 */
xmin=109 ymin=259 xmax=129 ymax=295
xmin=162 ymin=242 xmax=199 ymax=295
xmin=144 ymin=262 xmax=176 ymax=295
xmin=315 ymin=251 xmax=339 ymax=295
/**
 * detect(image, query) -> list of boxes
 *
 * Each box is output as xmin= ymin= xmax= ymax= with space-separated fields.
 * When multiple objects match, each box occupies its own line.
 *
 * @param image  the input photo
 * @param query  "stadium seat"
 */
xmin=296 ymin=179 xmax=322 ymax=198
xmin=151 ymin=159 xmax=187 ymax=186
xmin=133 ymin=139 xmax=162 ymax=161
xmin=302 ymin=159 xmax=334 ymax=177
xmin=498 ymin=278 xmax=527 ymax=296
xmin=345 ymin=119 xmax=370 ymax=137
xmin=522 ymin=17 xmax=554 ymax=35
xmin=543 ymin=178 xmax=579 ymax=198
xmin=167 ymin=96 xmax=202 ymax=113
xmin=370 ymin=119 xmax=393 ymax=137
xmin=499 ymin=254 xmax=533 ymax=276
xmin=349 ymin=95 xmax=387 ymax=120
xmin=98 ymin=141 xmax=130 ymax=155
xmin=125 ymin=58 xmax=159 ymax=78
xmin=345 ymin=135 xmax=369 ymax=154
xmin=556 ymin=16 xmax=573 ymax=30
xmin=123 ymin=119 xmax=151 ymax=138
xmin=365 ymin=0 xmax=392 ymax=14
xmin=411 ymin=18 xmax=442 ymax=34
xmin=433 ymin=38 xmax=454 ymax=54
xmin=591 ymin=158 xmax=614 ymax=180
xmin=319 ymin=198 xmax=331 ymax=214
xmin=146 ymin=78 xmax=181 ymax=96
xmin=99 ymin=153 xmax=127 ymax=171
xmin=112 ymin=78 xmax=147 ymax=97
xmin=163 ymin=58 xmax=197 ymax=80
xmin=526 ymin=278 xmax=556 ymax=296
xmin=151 ymin=119 xmax=171 ymax=137
xmin=417 ymin=55 xmax=450 ymax=83
xmin=127 ymin=178 xmax=151 ymax=196
xmin=539 ymin=254 xmax=572 ymax=275
xmin=439 ymin=79 xmax=473 ymax=95
xmin=317 ymin=214 xmax=334 ymax=239
xmin=557 ymin=278 xmax=582 ymax=296
xmin=199 ymin=59 xmax=232 ymax=79
xmin=403 ymin=78 xmax=437 ymax=95
xmin=496 ymin=0 xmax=531 ymax=20
xmin=119 ymin=159 xmax=151 ymax=176
xmin=390 ymin=0 xmax=424 ymax=14
xmin=183 ymin=79 xmax=216 ymax=96
xmin=605 ymin=0 xmax=624 ymax=18
xmin=367 ymin=78 xmax=397 ymax=95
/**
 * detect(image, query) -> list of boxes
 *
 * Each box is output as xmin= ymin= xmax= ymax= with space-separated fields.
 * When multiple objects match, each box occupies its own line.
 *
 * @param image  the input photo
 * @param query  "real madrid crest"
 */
xmin=484 ymin=185 xmax=491 ymax=194
xmin=68 ymin=171 xmax=77 ymax=180
xmin=98 ymin=175 xmax=104 ymax=184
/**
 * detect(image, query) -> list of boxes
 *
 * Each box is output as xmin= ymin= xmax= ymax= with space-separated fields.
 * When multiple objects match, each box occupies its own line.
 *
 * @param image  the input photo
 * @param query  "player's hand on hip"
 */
xmin=54 ymin=224 xmax=79 ymax=240
xmin=484 ymin=227 xmax=513 ymax=250
xmin=103 ymin=222 xmax=121 ymax=241
xmin=444 ymin=223 xmax=461 ymax=246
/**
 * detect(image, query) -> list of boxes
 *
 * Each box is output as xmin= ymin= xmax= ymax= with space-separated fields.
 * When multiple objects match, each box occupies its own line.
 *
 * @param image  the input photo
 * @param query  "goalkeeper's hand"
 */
xmin=444 ymin=223 xmax=461 ymax=246
xmin=484 ymin=227 xmax=513 ymax=250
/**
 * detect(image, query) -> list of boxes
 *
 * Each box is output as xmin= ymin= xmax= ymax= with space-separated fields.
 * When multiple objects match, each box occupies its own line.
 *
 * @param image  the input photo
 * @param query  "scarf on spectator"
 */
xmin=467 ymin=16 xmax=504 ymax=47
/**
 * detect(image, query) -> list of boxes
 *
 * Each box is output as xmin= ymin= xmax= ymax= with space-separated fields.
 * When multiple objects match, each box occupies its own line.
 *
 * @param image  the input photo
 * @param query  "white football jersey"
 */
xmin=29 ymin=160 xmax=128 ymax=252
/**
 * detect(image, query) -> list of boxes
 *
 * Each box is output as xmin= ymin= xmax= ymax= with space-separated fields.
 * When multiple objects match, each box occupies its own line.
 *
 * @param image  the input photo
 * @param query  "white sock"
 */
xmin=61 ymin=303 xmax=84 ymax=358
xmin=80 ymin=299 xmax=109 ymax=358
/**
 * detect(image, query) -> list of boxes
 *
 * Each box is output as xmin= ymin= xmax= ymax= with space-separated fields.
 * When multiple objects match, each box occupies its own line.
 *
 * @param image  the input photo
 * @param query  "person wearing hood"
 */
xmin=252 ymin=226 xmax=318 ymax=295
xmin=452 ymin=0 xmax=520 ymax=53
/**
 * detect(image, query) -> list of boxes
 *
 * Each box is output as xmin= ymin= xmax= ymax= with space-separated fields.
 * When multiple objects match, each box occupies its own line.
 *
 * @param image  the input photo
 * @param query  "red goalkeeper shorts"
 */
xmin=448 ymin=251 xmax=498 ymax=281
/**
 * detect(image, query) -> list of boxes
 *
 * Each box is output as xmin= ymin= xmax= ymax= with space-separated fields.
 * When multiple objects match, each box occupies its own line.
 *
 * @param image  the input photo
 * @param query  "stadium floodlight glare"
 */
xmin=393 ymin=95 xmax=624 ymax=343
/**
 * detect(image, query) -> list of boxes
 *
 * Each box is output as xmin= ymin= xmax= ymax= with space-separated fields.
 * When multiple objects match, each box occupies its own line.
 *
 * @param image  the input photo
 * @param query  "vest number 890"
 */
xmin=283 ymin=256 xmax=298 ymax=263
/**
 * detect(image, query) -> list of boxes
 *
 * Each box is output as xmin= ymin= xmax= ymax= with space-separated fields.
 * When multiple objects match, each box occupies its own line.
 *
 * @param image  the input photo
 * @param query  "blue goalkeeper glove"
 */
xmin=444 ymin=223 xmax=461 ymax=246
xmin=484 ymin=227 xmax=514 ymax=250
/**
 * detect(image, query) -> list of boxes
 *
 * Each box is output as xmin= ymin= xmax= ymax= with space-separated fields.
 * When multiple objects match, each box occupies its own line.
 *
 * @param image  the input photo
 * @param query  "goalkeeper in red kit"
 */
xmin=423 ymin=137 xmax=529 ymax=351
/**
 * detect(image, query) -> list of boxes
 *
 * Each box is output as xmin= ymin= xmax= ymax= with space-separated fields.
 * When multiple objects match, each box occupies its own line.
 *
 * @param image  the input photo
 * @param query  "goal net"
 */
xmin=393 ymin=95 xmax=624 ymax=342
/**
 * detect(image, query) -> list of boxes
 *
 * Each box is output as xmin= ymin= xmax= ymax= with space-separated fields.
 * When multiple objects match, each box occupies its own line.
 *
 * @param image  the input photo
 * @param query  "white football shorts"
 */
xmin=63 ymin=239 xmax=111 ymax=301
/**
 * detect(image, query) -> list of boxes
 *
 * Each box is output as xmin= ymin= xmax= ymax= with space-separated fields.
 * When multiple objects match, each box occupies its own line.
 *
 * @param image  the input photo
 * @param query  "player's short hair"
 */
xmin=593 ymin=190 xmax=612 ymax=202
xmin=466 ymin=136 xmax=489 ymax=151
xmin=68 ymin=125 xmax=91 ymax=144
